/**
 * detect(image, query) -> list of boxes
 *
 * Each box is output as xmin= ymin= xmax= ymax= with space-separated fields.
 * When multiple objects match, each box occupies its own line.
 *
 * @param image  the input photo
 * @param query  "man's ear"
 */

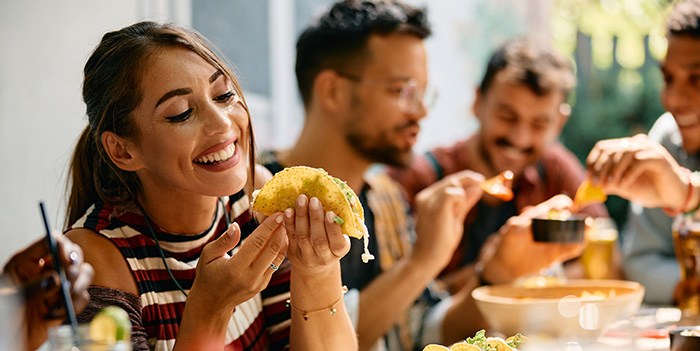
xmin=312 ymin=70 xmax=350 ymax=114
xmin=472 ymin=88 xmax=484 ymax=123
xmin=101 ymin=131 xmax=143 ymax=171
xmin=555 ymin=102 xmax=571 ymax=133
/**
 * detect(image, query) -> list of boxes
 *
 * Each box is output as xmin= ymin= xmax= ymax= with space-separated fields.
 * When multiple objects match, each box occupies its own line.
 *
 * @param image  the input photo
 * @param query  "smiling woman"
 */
xmin=62 ymin=21 xmax=356 ymax=351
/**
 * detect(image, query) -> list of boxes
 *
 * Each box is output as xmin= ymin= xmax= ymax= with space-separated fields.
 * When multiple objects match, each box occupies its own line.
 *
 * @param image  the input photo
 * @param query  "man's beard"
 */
xmin=345 ymin=123 xmax=416 ymax=168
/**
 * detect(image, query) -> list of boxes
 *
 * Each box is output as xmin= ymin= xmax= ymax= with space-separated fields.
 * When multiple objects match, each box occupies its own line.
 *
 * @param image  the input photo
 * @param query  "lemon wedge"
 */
xmin=89 ymin=305 xmax=131 ymax=344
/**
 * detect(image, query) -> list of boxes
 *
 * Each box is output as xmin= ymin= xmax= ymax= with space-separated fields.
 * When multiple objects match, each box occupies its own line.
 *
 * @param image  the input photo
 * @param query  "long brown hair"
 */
xmin=66 ymin=21 xmax=256 ymax=226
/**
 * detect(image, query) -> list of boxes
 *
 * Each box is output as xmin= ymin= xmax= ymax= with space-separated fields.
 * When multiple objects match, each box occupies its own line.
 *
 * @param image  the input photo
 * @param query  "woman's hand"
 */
xmin=190 ymin=214 xmax=288 ymax=312
xmin=3 ymin=234 xmax=94 ymax=351
xmin=283 ymin=195 xmax=350 ymax=277
xmin=586 ymin=134 xmax=689 ymax=209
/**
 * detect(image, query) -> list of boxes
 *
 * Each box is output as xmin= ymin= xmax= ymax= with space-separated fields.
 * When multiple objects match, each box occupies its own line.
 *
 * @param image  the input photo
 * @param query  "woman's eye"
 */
xmin=214 ymin=91 xmax=236 ymax=103
xmin=165 ymin=108 xmax=193 ymax=122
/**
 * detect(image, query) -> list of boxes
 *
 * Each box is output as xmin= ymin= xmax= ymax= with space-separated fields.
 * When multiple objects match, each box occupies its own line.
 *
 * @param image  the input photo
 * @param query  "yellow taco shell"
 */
xmin=252 ymin=166 xmax=367 ymax=239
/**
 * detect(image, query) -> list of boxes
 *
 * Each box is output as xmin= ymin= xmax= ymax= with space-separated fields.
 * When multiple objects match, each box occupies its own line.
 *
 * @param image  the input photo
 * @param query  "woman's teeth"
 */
xmin=194 ymin=143 xmax=236 ymax=164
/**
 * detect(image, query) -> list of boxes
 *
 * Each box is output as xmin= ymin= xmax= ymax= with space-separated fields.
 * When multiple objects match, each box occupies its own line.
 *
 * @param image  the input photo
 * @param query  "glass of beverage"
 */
xmin=48 ymin=324 xmax=132 ymax=351
xmin=581 ymin=217 xmax=619 ymax=280
xmin=673 ymin=213 xmax=700 ymax=323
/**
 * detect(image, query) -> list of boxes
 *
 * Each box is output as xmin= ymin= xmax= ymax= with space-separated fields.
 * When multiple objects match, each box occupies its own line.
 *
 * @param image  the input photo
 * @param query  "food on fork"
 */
xmin=480 ymin=170 xmax=514 ymax=201
xmin=252 ymin=166 xmax=374 ymax=262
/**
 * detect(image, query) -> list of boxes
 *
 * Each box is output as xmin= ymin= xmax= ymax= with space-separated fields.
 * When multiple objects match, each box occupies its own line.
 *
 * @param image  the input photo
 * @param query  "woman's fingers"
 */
xmin=325 ymin=212 xmax=348 ymax=257
xmin=288 ymin=195 xmax=317 ymax=260
xmin=283 ymin=194 xmax=348 ymax=265
xmin=200 ymin=222 xmax=242 ymax=264
xmin=250 ymin=217 xmax=288 ymax=273
xmin=70 ymin=263 xmax=94 ymax=314
xmin=308 ymin=197 xmax=332 ymax=257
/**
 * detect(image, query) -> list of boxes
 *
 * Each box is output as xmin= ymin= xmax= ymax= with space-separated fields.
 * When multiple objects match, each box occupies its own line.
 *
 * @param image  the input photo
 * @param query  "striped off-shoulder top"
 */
xmin=70 ymin=191 xmax=292 ymax=351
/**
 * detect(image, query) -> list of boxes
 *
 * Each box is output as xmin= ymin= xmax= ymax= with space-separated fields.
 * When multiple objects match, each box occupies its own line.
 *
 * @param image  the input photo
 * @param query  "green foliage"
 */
xmin=553 ymin=0 xmax=671 ymax=229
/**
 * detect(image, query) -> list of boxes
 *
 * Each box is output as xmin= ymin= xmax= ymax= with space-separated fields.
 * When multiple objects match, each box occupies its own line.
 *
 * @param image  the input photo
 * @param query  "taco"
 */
xmin=252 ymin=166 xmax=374 ymax=262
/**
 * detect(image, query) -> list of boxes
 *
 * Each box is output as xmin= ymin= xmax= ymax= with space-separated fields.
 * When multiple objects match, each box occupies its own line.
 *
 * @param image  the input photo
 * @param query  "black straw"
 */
xmin=39 ymin=202 xmax=79 ymax=335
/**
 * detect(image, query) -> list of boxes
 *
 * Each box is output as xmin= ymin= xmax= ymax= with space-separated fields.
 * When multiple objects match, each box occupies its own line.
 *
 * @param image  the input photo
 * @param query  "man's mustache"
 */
xmin=494 ymin=138 xmax=535 ymax=155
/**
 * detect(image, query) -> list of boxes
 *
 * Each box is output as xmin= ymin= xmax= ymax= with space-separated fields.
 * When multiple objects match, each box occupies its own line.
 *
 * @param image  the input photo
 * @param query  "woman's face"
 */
xmin=126 ymin=47 xmax=250 ymax=199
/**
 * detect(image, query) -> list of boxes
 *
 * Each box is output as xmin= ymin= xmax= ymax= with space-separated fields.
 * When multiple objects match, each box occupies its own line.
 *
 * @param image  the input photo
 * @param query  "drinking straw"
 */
xmin=39 ymin=202 xmax=79 ymax=336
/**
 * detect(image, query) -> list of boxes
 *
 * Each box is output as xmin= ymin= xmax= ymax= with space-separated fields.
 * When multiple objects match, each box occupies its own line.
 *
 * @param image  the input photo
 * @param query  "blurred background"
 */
xmin=0 ymin=0 xmax=670 ymax=263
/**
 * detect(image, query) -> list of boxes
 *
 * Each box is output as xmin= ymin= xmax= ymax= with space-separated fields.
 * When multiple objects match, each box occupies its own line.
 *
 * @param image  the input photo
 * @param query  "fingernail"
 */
xmin=228 ymin=222 xmax=239 ymax=236
xmin=297 ymin=195 xmax=307 ymax=207
xmin=275 ymin=214 xmax=284 ymax=223
xmin=326 ymin=211 xmax=335 ymax=223
xmin=285 ymin=208 xmax=293 ymax=218
xmin=310 ymin=197 xmax=320 ymax=210
xmin=68 ymin=251 xmax=79 ymax=265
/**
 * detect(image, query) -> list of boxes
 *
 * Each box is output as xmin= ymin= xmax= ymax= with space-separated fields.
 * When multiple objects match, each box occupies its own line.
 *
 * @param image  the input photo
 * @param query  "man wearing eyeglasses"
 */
xmin=390 ymin=38 xmax=610 ymax=294
xmin=259 ymin=1 xmax=487 ymax=350
xmin=259 ymin=1 xmax=586 ymax=350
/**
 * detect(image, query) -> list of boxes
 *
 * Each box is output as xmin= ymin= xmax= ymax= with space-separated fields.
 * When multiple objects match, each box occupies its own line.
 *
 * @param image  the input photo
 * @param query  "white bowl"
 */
xmin=472 ymin=279 xmax=644 ymax=338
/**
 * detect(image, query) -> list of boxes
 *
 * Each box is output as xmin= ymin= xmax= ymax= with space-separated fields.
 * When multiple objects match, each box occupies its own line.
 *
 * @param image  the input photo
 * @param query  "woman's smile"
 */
xmin=193 ymin=137 xmax=241 ymax=172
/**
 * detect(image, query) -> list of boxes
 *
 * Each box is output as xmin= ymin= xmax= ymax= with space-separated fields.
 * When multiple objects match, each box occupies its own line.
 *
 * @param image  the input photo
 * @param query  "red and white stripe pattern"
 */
xmin=71 ymin=192 xmax=292 ymax=350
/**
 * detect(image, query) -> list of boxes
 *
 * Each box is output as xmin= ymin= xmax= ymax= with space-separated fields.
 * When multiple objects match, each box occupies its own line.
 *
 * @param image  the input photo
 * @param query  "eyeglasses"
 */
xmin=336 ymin=71 xmax=438 ymax=114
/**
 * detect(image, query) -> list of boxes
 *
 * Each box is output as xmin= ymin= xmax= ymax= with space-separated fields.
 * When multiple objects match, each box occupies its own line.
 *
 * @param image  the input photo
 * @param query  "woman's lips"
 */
xmin=193 ymin=142 xmax=236 ymax=164
xmin=193 ymin=141 xmax=241 ymax=172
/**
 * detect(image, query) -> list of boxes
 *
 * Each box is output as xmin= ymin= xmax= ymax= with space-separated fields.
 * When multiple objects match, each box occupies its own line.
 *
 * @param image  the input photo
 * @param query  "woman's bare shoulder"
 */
xmin=65 ymin=228 xmax=139 ymax=295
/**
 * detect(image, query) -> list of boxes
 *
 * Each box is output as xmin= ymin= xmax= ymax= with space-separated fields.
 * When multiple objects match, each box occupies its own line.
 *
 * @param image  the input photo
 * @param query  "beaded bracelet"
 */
xmin=286 ymin=285 xmax=348 ymax=321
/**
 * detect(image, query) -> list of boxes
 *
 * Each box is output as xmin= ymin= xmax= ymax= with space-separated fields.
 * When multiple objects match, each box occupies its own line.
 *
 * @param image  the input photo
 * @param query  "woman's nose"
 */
xmin=203 ymin=104 xmax=233 ymax=135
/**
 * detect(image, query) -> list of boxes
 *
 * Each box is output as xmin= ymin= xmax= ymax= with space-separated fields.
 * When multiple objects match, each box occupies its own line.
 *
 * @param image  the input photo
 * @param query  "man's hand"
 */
xmin=586 ymin=134 xmax=691 ymax=210
xmin=412 ymin=170 xmax=484 ymax=271
xmin=479 ymin=195 xmax=584 ymax=284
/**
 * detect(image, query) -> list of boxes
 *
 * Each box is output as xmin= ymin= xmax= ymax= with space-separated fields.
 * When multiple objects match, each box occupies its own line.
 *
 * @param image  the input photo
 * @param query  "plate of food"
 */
xmin=423 ymin=330 xmax=526 ymax=351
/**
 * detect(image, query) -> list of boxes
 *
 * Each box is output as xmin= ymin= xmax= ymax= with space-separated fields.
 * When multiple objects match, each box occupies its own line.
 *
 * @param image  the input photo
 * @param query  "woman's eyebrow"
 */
xmin=210 ymin=70 xmax=223 ymax=83
xmin=156 ymin=88 xmax=192 ymax=107
xmin=155 ymin=70 xmax=225 ymax=108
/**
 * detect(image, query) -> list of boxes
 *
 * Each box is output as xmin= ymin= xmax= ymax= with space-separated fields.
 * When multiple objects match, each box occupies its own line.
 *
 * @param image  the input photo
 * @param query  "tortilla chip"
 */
xmin=252 ymin=166 xmax=365 ymax=239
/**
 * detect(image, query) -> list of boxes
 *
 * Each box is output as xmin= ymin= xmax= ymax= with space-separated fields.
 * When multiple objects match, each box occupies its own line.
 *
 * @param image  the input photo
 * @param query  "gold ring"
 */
xmin=269 ymin=263 xmax=280 ymax=271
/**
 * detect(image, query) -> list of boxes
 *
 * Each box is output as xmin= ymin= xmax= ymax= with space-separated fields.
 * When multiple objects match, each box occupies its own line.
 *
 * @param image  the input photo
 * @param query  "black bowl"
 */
xmin=670 ymin=326 xmax=700 ymax=351
xmin=531 ymin=216 xmax=586 ymax=243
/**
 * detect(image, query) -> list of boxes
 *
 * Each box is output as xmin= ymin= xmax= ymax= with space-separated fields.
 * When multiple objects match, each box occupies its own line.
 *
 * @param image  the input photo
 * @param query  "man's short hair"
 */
xmin=478 ymin=37 xmax=576 ymax=98
xmin=295 ymin=0 xmax=431 ymax=107
xmin=667 ymin=0 xmax=700 ymax=37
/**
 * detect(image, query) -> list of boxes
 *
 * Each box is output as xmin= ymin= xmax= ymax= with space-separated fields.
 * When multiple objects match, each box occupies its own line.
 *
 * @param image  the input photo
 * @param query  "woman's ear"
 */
xmin=101 ymin=131 xmax=143 ymax=171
